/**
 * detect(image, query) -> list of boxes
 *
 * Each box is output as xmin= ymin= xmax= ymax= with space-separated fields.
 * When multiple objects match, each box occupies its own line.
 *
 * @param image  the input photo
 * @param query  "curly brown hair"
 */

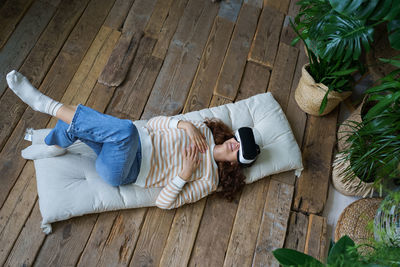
xmin=204 ymin=118 xmax=246 ymax=201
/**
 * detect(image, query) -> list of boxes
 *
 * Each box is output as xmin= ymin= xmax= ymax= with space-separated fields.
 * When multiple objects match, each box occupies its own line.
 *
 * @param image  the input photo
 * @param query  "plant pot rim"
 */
xmin=302 ymin=64 xmax=352 ymax=98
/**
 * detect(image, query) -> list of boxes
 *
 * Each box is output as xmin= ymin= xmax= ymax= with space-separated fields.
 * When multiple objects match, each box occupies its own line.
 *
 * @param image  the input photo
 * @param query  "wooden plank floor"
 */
xmin=0 ymin=0 xmax=332 ymax=266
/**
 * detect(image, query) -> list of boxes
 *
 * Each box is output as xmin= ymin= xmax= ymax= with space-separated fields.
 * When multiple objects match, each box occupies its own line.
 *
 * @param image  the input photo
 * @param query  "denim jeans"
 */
xmin=44 ymin=104 xmax=141 ymax=186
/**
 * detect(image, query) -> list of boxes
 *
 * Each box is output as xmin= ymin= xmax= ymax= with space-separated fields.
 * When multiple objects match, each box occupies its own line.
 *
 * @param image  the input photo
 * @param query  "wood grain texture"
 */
xmin=0 ymin=0 xmax=115 ymax=214
xmin=218 ymin=0 xmax=243 ymax=22
xmin=142 ymin=0 xmax=219 ymax=119
xmin=171 ymin=0 xmax=219 ymax=56
xmin=210 ymin=95 xmax=232 ymax=107
xmin=305 ymin=214 xmax=327 ymax=262
xmin=267 ymin=42 xmax=298 ymax=110
xmin=223 ymin=179 xmax=269 ymax=267
xmin=188 ymin=192 xmax=240 ymax=267
xmin=183 ymin=16 xmax=235 ymax=113
xmin=244 ymin=0 xmax=263 ymax=8
xmin=48 ymin=26 xmax=120 ymax=127
xmin=0 ymin=162 xmax=37 ymax=266
xmin=77 ymin=212 xmax=119 ymax=267
xmin=0 ymin=0 xmax=35 ymax=49
xmin=94 ymin=210 xmax=147 ymax=267
xmin=236 ymin=61 xmax=270 ymax=101
xmin=263 ymin=0 xmax=290 ymax=14
xmin=284 ymin=212 xmax=309 ymax=252
xmin=248 ymin=7 xmax=284 ymax=68
xmin=33 ymin=214 xmax=99 ymax=266
xmin=253 ymin=180 xmax=294 ymax=267
xmin=0 ymin=0 xmax=90 ymax=153
xmin=103 ymin=0 xmax=135 ymax=30
xmin=267 ymin=42 xmax=299 ymax=185
xmin=107 ymin=36 xmax=158 ymax=119
xmin=214 ymin=4 xmax=260 ymax=100
xmin=129 ymin=208 xmax=176 ymax=267
xmin=293 ymin=110 xmax=338 ymax=214
xmin=30 ymin=25 xmax=120 ymax=266
xmin=122 ymin=0 xmax=158 ymax=35
xmin=0 ymin=0 xmax=58 ymax=96
xmin=4 ymin=203 xmax=46 ymax=267
xmin=159 ymin=199 xmax=207 ymax=267
xmin=98 ymin=32 xmax=143 ymax=87
xmin=145 ymin=0 xmax=174 ymax=39
xmin=286 ymin=46 xmax=308 ymax=145
xmin=152 ymin=0 xmax=189 ymax=59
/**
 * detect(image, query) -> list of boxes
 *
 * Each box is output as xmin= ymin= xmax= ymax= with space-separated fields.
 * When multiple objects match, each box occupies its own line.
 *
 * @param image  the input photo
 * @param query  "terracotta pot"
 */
xmin=295 ymin=64 xmax=352 ymax=116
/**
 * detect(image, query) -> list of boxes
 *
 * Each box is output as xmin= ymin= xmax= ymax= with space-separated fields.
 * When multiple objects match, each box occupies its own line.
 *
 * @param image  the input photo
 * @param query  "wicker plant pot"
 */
xmin=332 ymin=153 xmax=375 ymax=198
xmin=335 ymin=198 xmax=383 ymax=250
xmin=295 ymin=64 xmax=352 ymax=116
xmin=337 ymin=97 xmax=366 ymax=152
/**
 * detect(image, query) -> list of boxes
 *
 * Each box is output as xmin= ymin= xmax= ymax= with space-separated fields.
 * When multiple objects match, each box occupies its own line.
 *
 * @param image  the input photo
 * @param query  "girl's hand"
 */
xmin=178 ymin=121 xmax=208 ymax=153
xmin=179 ymin=145 xmax=201 ymax=181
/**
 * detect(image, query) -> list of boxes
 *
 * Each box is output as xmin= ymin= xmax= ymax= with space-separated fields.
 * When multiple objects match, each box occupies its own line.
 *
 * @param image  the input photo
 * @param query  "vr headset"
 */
xmin=234 ymin=127 xmax=261 ymax=165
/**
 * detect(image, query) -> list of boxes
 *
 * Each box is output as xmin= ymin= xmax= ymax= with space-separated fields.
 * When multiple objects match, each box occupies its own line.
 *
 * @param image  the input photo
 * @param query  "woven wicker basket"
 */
xmin=332 ymin=153 xmax=375 ymax=197
xmin=335 ymin=198 xmax=383 ymax=246
xmin=294 ymin=64 xmax=352 ymax=116
xmin=337 ymin=98 xmax=366 ymax=152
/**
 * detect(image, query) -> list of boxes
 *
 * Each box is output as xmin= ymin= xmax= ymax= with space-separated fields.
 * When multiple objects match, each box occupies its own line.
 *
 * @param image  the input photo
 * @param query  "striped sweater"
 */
xmin=142 ymin=116 xmax=218 ymax=209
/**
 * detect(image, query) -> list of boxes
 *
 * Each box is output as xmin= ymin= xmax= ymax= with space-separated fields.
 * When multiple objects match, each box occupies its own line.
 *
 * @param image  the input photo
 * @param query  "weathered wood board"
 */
xmin=252 ymin=180 xmax=294 ymax=266
xmin=142 ymin=0 xmax=219 ymax=119
xmin=284 ymin=212 xmax=309 ymax=252
xmin=248 ymin=6 xmax=285 ymax=69
xmin=145 ymin=0 xmax=174 ymax=39
xmin=152 ymin=0 xmax=189 ymax=60
xmin=106 ymin=36 xmax=158 ymax=119
xmin=263 ymin=0 xmax=291 ymax=14
xmin=0 ymin=0 xmax=35 ymax=49
xmin=305 ymin=214 xmax=327 ymax=262
xmin=0 ymin=0 xmax=91 ymax=153
xmin=122 ymin=0 xmax=158 ymax=35
xmin=129 ymin=208 xmax=176 ymax=267
xmin=159 ymin=199 xmax=207 ymax=267
xmin=0 ymin=0 xmax=59 ymax=96
xmin=188 ymin=193 xmax=240 ymax=267
xmin=103 ymin=0 xmax=135 ymax=30
xmin=0 ymin=0 xmax=115 ymax=213
xmin=184 ymin=16 xmax=235 ymax=112
xmin=223 ymin=179 xmax=270 ymax=267
xmin=98 ymin=32 xmax=143 ymax=87
xmin=214 ymin=4 xmax=260 ymax=100
xmin=293 ymin=110 xmax=338 ymax=214
xmin=236 ymin=61 xmax=270 ymax=101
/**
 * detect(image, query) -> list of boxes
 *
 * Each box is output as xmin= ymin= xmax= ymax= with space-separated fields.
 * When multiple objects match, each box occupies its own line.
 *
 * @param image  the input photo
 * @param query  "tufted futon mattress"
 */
xmin=22 ymin=92 xmax=303 ymax=233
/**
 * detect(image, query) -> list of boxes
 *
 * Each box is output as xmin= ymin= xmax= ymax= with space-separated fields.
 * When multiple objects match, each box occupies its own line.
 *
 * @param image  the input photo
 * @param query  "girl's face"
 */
xmin=220 ymin=137 xmax=240 ymax=163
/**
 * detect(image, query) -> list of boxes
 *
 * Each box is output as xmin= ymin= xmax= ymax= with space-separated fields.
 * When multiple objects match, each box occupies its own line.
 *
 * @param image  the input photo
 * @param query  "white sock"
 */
xmin=6 ymin=70 xmax=63 ymax=116
xmin=21 ymin=144 xmax=66 ymax=160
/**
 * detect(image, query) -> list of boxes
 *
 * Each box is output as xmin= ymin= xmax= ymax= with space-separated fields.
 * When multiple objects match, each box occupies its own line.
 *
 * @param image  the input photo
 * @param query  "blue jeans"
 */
xmin=44 ymin=104 xmax=141 ymax=186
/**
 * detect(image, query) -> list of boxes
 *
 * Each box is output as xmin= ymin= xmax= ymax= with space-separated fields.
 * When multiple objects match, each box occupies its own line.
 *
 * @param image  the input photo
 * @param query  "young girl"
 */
xmin=7 ymin=70 xmax=260 ymax=209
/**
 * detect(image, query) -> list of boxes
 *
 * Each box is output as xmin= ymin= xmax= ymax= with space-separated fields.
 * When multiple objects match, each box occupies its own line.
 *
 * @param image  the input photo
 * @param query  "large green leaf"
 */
xmin=272 ymin=248 xmax=324 ymax=267
xmin=327 ymin=235 xmax=356 ymax=264
xmin=309 ymin=14 xmax=374 ymax=61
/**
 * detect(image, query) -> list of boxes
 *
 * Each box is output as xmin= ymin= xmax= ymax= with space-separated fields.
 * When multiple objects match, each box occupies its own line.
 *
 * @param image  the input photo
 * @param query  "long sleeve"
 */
xmin=146 ymin=116 xmax=180 ymax=131
xmin=155 ymin=175 xmax=214 ymax=209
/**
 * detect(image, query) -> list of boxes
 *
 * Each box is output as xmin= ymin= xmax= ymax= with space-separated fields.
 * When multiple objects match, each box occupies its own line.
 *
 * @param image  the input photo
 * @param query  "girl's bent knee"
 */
xmin=119 ymin=121 xmax=138 ymax=141
xmin=95 ymin=160 xmax=124 ymax=187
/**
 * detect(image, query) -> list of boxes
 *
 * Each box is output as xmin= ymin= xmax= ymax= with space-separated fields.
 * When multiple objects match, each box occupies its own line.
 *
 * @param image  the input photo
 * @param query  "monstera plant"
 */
xmin=291 ymin=0 xmax=400 ymax=115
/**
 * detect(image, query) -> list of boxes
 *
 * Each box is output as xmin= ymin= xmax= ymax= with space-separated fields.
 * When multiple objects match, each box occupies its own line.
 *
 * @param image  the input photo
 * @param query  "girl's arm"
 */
xmin=155 ymin=145 xmax=214 ymax=209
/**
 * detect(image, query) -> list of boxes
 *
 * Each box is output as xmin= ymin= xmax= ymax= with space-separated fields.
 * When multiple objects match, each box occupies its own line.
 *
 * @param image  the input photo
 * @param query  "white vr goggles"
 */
xmin=234 ymin=127 xmax=260 ymax=165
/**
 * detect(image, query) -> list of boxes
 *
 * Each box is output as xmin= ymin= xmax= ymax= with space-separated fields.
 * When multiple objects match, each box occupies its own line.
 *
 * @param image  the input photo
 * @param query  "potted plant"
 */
xmin=290 ymin=20 xmax=359 ymax=116
xmin=273 ymin=235 xmax=400 ymax=266
xmin=291 ymin=0 xmax=400 ymax=116
xmin=333 ymin=63 xmax=400 ymax=197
